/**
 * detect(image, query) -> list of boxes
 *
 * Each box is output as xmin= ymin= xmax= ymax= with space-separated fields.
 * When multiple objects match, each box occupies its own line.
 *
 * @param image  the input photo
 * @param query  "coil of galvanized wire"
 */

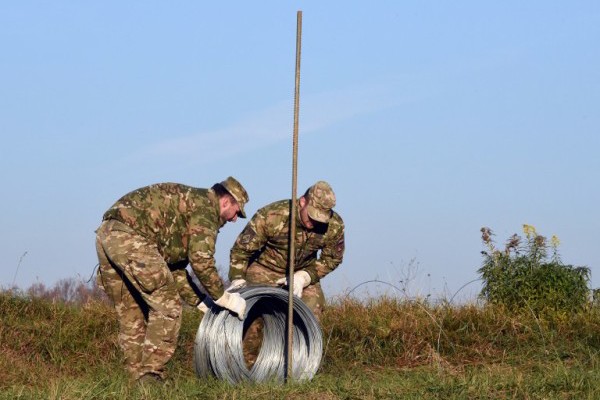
xmin=194 ymin=286 xmax=322 ymax=384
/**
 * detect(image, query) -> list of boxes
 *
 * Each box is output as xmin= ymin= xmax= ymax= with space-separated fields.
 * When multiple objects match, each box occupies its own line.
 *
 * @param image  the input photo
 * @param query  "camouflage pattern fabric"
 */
xmin=95 ymin=182 xmax=234 ymax=380
xmin=96 ymin=219 xmax=183 ymax=380
xmin=219 ymin=176 xmax=249 ymax=218
xmin=231 ymin=194 xmax=344 ymax=367
xmin=306 ymin=181 xmax=336 ymax=223
xmin=229 ymin=199 xmax=345 ymax=286
xmin=103 ymin=183 xmax=226 ymax=300
xmin=171 ymin=264 xmax=206 ymax=307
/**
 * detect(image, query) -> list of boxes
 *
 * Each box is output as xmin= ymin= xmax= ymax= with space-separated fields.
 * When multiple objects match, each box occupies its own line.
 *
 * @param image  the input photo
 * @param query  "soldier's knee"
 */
xmin=147 ymin=287 xmax=182 ymax=319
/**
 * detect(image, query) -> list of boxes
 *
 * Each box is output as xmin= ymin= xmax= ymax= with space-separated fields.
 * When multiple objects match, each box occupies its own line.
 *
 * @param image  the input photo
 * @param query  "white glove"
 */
xmin=276 ymin=270 xmax=312 ymax=298
xmin=197 ymin=297 xmax=212 ymax=314
xmin=227 ymin=278 xmax=247 ymax=292
xmin=215 ymin=291 xmax=246 ymax=320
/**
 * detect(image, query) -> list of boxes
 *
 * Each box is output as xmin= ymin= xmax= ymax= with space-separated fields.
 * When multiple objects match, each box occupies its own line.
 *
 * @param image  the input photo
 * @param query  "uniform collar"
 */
xmin=294 ymin=199 xmax=307 ymax=230
xmin=207 ymin=189 xmax=223 ymax=227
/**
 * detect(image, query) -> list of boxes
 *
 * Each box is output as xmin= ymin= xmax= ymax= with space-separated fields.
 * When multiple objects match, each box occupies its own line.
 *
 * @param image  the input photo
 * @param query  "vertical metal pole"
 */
xmin=286 ymin=9 xmax=302 ymax=383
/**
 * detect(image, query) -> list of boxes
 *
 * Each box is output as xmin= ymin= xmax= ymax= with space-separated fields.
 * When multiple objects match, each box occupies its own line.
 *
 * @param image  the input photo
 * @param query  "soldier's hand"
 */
xmin=215 ymin=291 xmax=246 ymax=320
xmin=275 ymin=277 xmax=287 ymax=286
xmin=276 ymin=270 xmax=311 ymax=298
xmin=227 ymin=278 xmax=247 ymax=292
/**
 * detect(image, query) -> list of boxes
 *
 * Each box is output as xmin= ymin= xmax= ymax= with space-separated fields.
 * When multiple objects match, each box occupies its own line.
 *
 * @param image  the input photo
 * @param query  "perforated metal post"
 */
xmin=286 ymin=10 xmax=302 ymax=383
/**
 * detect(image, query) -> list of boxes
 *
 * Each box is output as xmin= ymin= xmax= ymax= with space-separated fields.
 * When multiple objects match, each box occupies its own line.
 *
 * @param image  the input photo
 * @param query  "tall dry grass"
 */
xmin=3 ymin=280 xmax=600 ymax=398
xmin=323 ymin=295 xmax=600 ymax=370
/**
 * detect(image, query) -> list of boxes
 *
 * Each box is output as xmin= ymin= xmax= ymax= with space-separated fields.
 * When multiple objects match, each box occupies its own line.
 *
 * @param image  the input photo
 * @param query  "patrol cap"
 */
xmin=220 ymin=176 xmax=249 ymax=218
xmin=306 ymin=181 xmax=336 ymax=223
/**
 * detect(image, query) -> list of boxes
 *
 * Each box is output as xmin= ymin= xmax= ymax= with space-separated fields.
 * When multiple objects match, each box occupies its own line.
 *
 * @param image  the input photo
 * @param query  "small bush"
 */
xmin=478 ymin=225 xmax=590 ymax=315
xmin=24 ymin=277 xmax=107 ymax=304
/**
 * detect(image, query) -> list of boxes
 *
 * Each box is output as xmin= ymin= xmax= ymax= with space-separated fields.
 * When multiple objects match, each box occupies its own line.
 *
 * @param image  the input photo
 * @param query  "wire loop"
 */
xmin=194 ymin=286 xmax=322 ymax=384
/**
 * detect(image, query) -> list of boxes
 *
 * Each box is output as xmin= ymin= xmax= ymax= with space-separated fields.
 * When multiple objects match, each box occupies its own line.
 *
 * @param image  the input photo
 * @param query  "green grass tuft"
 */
xmin=3 ymin=289 xmax=600 ymax=399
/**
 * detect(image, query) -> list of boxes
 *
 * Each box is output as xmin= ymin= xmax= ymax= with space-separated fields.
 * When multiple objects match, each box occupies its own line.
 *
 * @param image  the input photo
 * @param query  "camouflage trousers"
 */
xmin=243 ymin=263 xmax=325 ymax=367
xmin=95 ymin=219 xmax=182 ymax=380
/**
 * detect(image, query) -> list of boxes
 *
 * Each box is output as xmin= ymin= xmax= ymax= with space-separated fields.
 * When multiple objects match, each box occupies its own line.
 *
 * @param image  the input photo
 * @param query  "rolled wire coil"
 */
xmin=194 ymin=286 xmax=323 ymax=384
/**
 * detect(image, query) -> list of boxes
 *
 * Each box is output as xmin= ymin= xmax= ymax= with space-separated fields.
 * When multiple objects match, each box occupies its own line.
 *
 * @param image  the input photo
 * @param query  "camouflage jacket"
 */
xmin=229 ymin=199 xmax=345 ymax=284
xmin=102 ymin=183 xmax=224 ymax=302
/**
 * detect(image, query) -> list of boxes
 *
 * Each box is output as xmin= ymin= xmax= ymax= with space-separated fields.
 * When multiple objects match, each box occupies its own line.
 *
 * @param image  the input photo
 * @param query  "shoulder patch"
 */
xmin=239 ymin=227 xmax=257 ymax=245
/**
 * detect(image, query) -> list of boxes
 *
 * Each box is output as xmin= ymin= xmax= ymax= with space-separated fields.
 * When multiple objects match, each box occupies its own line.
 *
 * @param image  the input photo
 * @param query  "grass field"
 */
xmin=2 ymin=290 xmax=600 ymax=399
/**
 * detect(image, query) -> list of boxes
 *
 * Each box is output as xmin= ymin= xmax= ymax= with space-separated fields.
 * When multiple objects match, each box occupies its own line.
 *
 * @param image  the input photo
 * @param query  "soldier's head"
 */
xmin=212 ymin=176 xmax=249 ymax=224
xmin=299 ymin=181 xmax=336 ymax=229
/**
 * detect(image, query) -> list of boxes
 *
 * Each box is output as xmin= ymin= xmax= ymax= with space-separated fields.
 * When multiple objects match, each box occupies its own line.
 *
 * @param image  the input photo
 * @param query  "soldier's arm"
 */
xmin=310 ymin=216 xmax=345 ymax=282
xmin=171 ymin=267 xmax=206 ymax=307
xmin=229 ymin=212 xmax=269 ymax=281
xmin=188 ymin=223 xmax=226 ymax=300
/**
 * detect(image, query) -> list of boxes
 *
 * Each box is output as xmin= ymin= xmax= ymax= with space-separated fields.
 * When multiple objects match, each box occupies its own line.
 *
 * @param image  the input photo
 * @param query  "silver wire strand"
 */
xmin=193 ymin=286 xmax=322 ymax=384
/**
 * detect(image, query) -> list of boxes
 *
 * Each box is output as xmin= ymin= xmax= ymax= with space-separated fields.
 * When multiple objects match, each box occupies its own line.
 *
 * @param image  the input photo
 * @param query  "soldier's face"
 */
xmin=219 ymin=197 xmax=240 ymax=225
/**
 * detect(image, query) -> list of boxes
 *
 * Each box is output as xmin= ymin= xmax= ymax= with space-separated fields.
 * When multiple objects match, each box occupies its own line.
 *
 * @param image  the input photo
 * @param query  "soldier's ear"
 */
xmin=219 ymin=195 xmax=230 ymax=210
xmin=299 ymin=196 xmax=307 ymax=207
xmin=224 ymin=195 xmax=236 ymax=209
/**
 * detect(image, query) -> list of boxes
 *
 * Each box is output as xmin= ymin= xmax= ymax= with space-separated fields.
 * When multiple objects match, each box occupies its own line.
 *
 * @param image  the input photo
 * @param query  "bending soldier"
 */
xmin=95 ymin=177 xmax=249 ymax=382
xmin=228 ymin=181 xmax=345 ymax=322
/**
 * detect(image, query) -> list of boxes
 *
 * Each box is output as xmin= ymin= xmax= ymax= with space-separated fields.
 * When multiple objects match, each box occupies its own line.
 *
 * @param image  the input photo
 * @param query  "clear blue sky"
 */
xmin=1 ymin=2 xmax=598 ymax=301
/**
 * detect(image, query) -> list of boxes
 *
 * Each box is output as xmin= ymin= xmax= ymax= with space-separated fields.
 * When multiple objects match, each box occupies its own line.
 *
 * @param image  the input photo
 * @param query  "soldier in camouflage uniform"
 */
xmin=95 ymin=177 xmax=249 ymax=382
xmin=229 ymin=181 xmax=345 ymax=321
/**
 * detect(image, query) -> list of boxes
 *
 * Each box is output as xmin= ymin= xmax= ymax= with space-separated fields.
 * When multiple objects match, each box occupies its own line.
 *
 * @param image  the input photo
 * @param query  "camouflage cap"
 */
xmin=220 ymin=176 xmax=249 ymax=218
xmin=306 ymin=181 xmax=336 ymax=223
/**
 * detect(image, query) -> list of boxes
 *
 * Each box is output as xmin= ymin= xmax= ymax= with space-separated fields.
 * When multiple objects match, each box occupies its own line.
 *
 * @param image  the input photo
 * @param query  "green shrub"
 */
xmin=478 ymin=225 xmax=590 ymax=315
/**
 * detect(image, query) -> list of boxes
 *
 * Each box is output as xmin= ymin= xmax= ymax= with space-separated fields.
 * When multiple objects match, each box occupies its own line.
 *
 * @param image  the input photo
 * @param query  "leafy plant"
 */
xmin=478 ymin=225 xmax=590 ymax=315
